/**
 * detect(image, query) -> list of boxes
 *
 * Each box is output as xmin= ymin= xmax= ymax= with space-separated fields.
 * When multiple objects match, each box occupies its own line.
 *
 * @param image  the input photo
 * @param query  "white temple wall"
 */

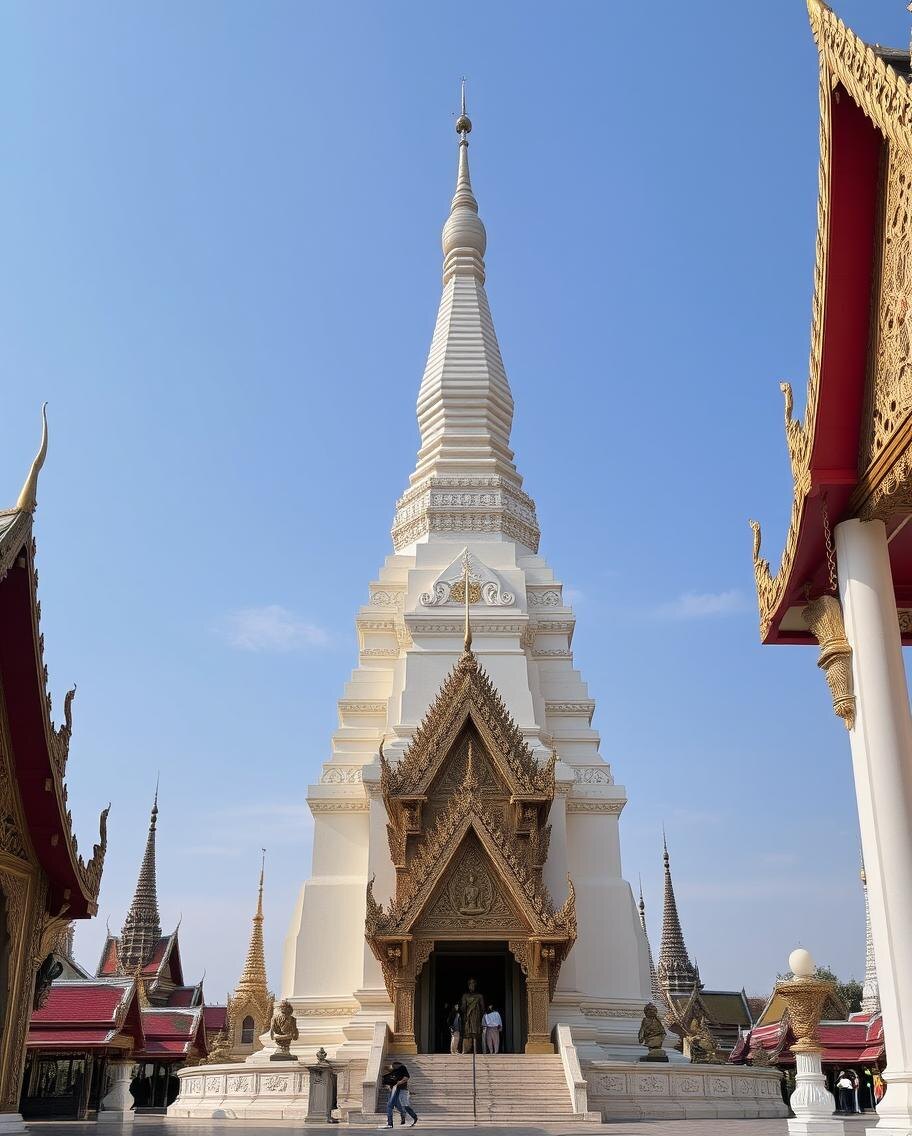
xmin=282 ymin=809 xmax=369 ymax=1000
xmin=566 ymin=811 xmax=650 ymax=1002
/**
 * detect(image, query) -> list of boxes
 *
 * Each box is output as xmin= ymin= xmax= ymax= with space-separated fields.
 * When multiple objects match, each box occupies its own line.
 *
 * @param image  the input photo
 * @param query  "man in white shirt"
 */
xmin=483 ymin=1005 xmax=503 ymax=1054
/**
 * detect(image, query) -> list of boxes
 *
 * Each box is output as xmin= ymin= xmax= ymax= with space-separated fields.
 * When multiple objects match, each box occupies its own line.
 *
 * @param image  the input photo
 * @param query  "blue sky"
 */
xmin=3 ymin=0 xmax=908 ymax=1003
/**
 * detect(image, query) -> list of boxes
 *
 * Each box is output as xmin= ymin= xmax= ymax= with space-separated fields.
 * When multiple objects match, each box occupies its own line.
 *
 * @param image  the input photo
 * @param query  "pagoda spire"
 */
xmin=638 ymin=877 xmax=667 ymax=1013
xmin=656 ymin=833 xmax=701 ymax=999
xmin=391 ymin=84 xmax=540 ymax=554
xmin=118 ymin=786 xmax=163 ymax=974
xmin=860 ymin=856 xmax=880 ymax=1014
xmin=235 ymin=850 xmax=269 ymax=996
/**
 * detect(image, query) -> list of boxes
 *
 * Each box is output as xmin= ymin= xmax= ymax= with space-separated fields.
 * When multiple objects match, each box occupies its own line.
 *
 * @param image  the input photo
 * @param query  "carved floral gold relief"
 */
xmin=862 ymin=147 xmax=912 ymax=473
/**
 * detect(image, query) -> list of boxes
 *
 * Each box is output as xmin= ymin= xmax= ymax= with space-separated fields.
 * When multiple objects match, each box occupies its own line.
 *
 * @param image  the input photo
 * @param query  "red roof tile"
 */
xmin=204 ymin=1006 xmax=227 ymax=1032
xmin=140 ymin=1038 xmax=191 ymax=1055
xmin=96 ymin=938 xmax=120 ymax=978
xmin=31 ymin=982 xmax=130 ymax=1025
xmin=166 ymin=987 xmax=198 ymax=1007
xmin=142 ymin=1009 xmax=199 ymax=1039
xmin=141 ymin=938 xmax=169 ymax=976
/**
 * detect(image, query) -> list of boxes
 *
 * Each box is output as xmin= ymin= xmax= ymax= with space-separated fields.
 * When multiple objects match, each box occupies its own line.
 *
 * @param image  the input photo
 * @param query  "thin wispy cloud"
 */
xmin=218 ymin=605 xmax=330 ymax=652
xmin=653 ymin=589 xmax=748 ymax=621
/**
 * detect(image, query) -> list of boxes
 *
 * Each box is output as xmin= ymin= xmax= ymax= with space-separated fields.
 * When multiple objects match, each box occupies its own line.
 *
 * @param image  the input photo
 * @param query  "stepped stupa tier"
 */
xmin=281 ymin=98 xmax=652 ymax=1067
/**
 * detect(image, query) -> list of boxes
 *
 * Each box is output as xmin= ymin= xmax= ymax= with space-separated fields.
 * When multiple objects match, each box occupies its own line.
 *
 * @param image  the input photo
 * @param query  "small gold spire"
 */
xmin=456 ymin=77 xmax=472 ymax=137
xmin=462 ymin=550 xmax=473 ymax=652
xmin=16 ymin=403 xmax=48 ymax=513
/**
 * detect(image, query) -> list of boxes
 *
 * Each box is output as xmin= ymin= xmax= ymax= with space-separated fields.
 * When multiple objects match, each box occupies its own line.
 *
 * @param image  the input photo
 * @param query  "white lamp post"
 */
xmin=775 ymin=949 xmax=842 ymax=1135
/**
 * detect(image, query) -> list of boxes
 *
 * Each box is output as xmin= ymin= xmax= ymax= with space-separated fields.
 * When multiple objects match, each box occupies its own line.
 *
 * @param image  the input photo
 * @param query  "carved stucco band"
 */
xmin=802 ymin=594 xmax=856 ymax=730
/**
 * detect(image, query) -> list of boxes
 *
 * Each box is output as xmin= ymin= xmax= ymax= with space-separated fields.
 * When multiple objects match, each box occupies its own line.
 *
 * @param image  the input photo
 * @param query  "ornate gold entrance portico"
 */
xmin=365 ymin=648 xmax=576 ymax=1054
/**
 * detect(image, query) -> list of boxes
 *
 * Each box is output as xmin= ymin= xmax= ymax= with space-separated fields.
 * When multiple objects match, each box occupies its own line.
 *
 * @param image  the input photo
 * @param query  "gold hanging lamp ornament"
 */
xmin=802 ymin=494 xmax=856 ymax=730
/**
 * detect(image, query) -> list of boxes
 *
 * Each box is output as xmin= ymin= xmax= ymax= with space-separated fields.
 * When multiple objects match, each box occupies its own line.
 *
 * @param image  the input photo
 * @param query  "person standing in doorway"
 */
xmin=449 ymin=1005 xmax=462 ymax=1055
xmin=483 ymin=1005 xmax=503 ymax=1053
xmin=835 ymin=1070 xmax=854 ymax=1113
xmin=379 ymin=1062 xmax=418 ymax=1128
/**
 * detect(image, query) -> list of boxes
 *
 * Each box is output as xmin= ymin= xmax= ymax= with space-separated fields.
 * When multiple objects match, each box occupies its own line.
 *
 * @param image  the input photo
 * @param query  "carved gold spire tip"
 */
xmin=16 ymin=403 xmax=48 ymax=513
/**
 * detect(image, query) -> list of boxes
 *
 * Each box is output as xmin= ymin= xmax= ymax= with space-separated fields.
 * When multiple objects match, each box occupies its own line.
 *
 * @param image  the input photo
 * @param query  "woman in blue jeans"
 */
xmin=379 ymin=1062 xmax=418 ymax=1128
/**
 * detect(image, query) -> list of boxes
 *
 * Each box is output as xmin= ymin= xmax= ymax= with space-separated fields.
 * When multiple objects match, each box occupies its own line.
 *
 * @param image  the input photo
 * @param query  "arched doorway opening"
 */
xmin=415 ymin=941 xmax=527 ymax=1054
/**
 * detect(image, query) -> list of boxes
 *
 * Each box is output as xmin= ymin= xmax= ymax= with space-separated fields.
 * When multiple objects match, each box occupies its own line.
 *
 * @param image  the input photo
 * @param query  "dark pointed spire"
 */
xmin=118 ymin=786 xmax=162 ymax=974
xmin=657 ymin=833 xmax=700 ymax=998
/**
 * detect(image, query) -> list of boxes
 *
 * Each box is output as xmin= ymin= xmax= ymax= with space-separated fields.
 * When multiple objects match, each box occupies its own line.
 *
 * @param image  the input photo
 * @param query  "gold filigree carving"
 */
xmin=750 ymin=9 xmax=833 ymax=641
xmin=382 ymin=650 xmax=554 ymax=799
xmin=774 ymin=972 xmax=835 ymax=1055
xmin=861 ymin=147 xmax=912 ymax=472
xmin=803 ymin=594 xmax=856 ymax=729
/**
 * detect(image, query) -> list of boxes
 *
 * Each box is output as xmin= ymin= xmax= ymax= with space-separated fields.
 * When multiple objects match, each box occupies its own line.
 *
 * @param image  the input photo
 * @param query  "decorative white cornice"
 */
xmin=566 ymin=798 xmax=625 ymax=814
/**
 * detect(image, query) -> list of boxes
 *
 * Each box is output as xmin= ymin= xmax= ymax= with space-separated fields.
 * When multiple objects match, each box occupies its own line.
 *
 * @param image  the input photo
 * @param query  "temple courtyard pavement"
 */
xmin=24 ymin=1118 xmax=877 ymax=1134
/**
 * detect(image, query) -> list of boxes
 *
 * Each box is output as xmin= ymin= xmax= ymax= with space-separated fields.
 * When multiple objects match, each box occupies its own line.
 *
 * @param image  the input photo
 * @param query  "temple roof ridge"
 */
xmin=391 ymin=86 xmax=541 ymax=554
xmin=118 ymin=788 xmax=163 ymax=975
xmin=657 ymin=833 xmax=700 ymax=998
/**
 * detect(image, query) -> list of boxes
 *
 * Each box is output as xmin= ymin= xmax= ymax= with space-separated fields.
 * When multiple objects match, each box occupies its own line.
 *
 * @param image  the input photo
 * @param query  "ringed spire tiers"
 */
xmin=657 ymin=834 xmax=700 ymax=999
xmin=236 ymin=851 xmax=269 ymax=995
xmin=118 ymin=788 xmax=163 ymax=974
xmin=391 ymin=88 xmax=541 ymax=554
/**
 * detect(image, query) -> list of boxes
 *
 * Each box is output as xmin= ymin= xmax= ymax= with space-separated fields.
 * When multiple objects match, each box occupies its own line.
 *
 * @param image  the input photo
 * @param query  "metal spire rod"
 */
xmin=463 ymin=552 xmax=473 ymax=652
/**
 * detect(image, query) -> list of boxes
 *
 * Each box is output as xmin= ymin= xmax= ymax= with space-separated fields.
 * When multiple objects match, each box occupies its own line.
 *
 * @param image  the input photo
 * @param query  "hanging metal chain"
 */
xmin=821 ymin=492 xmax=838 ymax=593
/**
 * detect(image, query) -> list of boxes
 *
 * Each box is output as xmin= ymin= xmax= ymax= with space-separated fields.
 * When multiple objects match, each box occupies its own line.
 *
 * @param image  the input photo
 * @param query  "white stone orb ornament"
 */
xmin=789 ymin=947 xmax=816 ymax=978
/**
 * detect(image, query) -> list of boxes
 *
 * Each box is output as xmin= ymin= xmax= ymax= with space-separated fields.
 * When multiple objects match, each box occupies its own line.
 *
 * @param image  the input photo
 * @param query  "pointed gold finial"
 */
xmin=462 ymin=550 xmax=473 ymax=652
xmin=16 ymin=403 xmax=48 ymax=513
xmin=258 ymin=848 xmax=265 ymax=918
xmin=456 ymin=77 xmax=472 ymax=137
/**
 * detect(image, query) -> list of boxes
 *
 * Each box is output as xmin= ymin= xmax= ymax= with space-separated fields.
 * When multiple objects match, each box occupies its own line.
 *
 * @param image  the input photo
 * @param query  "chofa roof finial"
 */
xmin=462 ymin=550 xmax=473 ymax=653
xmin=16 ymin=403 xmax=48 ymax=513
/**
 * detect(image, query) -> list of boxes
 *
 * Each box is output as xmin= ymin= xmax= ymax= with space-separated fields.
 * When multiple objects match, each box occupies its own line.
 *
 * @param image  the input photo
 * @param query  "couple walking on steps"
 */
xmin=379 ymin=1061 xmax=418 ymax=1129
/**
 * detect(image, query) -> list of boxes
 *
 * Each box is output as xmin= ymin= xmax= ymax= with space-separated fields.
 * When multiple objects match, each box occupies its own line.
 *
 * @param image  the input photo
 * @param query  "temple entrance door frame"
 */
xmin=414 ymin=939 xmax=527 ymax=1054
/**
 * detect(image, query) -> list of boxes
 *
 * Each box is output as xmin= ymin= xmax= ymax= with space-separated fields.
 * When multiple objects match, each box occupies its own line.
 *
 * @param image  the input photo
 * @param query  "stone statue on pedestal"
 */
xmin=269 ymin=999 xmax=299 ymax=1061
xmin=459 ymin=978 xmax=485 ymax=1053
xmin=637 ymin=1003 xmax=668 ymax=1062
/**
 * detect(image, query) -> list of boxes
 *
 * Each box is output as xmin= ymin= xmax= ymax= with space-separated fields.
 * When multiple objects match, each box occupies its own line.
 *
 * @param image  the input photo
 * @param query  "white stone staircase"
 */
xmin=372 ymin=1054 xmax=598 ymax=1125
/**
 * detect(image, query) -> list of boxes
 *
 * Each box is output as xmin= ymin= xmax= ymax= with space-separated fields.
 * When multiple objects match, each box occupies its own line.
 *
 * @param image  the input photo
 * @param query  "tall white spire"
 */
xmin=860 ymin=856 xmax=880 ymax=1014
xmin=391 ymin=86 xmax=540 ymax=553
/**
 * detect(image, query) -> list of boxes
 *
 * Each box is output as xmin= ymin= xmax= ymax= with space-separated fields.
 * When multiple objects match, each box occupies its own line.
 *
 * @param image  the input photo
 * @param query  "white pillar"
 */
xmin=788 ymin=1051 xmax=841 ymax=1136
xmin=97 ymin=1060 xmax=135 ymax=1124
xmin=836 ymin=517 xmax=912 ymax=1134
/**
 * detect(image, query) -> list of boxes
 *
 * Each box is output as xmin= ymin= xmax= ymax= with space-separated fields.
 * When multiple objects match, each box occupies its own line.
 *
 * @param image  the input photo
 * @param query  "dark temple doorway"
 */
xmin=416 ymin=941 xmax=527 ymax=1054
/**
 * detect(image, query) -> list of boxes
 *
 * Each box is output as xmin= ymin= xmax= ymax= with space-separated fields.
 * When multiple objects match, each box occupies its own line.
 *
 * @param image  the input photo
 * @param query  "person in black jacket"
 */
xmin=379 ymin=1062 xmax=418 ymax=1128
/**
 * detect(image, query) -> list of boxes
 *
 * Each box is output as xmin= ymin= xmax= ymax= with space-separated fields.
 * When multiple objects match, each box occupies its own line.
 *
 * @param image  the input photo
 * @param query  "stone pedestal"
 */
xmin=787 ymin=1052 xmax=842 ymax=1136
xmin=98 ymin=1060 xmax=135 ymax=1124
xmin=306 ymin=1063 xmax=337 ymax=1123
xmin=0 ymin=1111 xmax=27 ymax=1134
xmin=837 ymin=519 xmax=912 ymax=1135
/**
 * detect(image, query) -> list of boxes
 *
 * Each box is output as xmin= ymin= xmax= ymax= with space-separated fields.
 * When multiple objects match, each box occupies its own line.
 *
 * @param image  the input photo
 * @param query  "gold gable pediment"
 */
xmin=381 ymin=650 xmax=555 ymax=803
xmin=418 ymin=832 xmax=529 ymax=935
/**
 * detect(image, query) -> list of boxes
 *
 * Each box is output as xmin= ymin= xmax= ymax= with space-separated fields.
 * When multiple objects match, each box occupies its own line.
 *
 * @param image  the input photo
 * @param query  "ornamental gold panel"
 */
xmin=861 ymin=145 xmax=912 ymax=475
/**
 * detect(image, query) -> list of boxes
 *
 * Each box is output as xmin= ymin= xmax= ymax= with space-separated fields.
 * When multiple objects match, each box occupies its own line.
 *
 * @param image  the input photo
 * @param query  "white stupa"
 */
xmin=281 ymin=93 xmax=652 ymax=1061
xmin=169 ymin=92 xmax=785 ymax=1126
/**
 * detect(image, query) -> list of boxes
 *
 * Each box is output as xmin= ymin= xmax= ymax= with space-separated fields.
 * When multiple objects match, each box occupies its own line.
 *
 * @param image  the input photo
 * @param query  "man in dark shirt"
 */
xmin=379 ymin=1062 xmax=418 ymax=1128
